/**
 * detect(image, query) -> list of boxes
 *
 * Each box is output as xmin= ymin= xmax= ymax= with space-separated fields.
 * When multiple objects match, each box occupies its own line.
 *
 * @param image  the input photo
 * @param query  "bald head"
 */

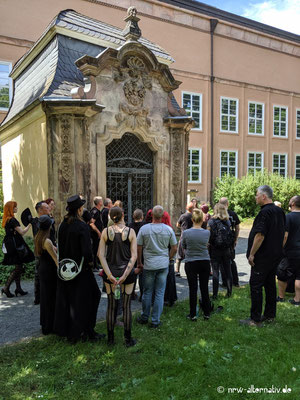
xmin=186 ymin=202 xmax=194 ymax=213
xmin=219 ymin=197 xmax=229 ymax=207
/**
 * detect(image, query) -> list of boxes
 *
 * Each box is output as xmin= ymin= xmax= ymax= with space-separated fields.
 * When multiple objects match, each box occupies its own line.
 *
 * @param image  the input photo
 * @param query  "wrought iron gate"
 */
xmin=106 ymin=133 xmax=153 ymax=222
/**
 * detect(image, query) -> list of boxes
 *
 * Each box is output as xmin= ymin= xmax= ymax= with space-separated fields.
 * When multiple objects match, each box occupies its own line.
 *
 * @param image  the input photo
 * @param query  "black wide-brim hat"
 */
xmin=66 ymin=195 xmax=86 ymax=211
xmin=21 ymin=208 xmax=33 ymax=226
xmin=38 ymin=215 xmax=54 ymax=231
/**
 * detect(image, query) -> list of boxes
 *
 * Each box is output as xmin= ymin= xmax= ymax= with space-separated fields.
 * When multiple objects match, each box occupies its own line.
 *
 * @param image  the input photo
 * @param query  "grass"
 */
xmin=0 ymin=287 xmax=300 ymax=400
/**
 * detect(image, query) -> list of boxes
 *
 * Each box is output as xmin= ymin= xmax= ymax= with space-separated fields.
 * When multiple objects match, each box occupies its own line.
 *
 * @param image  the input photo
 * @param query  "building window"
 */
xmin=220 ymin=150 xmax=238 ymax=178
xmin=0 ymin=62 xmax=12 ymax=110
xmin=220 ymin=97 xmax=238 ymax=133
xmin=188 ymin=148 xmax=201 ymax=183
xmin=247 ymin=152 xmax=264 ymax=175
xmin=296 ymin=155 xmax=300 ymax=179
xmin=273 ymin=153 xmax=287 ymax=177
xmin=182 ymin=92 xmax=202 ymax=130
xmin=248 ymin=102 xmax=264 ymax=135
xmin=273 ymin=106 xmax=288 ymax=137
xmin=296 ymin=109 xmax=300 ymax=139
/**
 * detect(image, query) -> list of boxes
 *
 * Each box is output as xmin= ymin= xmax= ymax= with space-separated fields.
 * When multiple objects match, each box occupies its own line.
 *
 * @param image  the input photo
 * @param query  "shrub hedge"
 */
xmin=213 ymin=170 xmax=300 ymax=218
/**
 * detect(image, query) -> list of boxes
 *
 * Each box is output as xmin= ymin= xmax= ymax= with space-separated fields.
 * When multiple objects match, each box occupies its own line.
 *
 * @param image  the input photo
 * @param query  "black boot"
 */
xmin=3 ymin=267 xmax=18 ymax=297
xmin=14 ymin=265 xmax=27 ymax=295
xmin=124 ymin=330 xmax=136 ymax=347
xmin=107 ymin=330 xmax=115 ymax=346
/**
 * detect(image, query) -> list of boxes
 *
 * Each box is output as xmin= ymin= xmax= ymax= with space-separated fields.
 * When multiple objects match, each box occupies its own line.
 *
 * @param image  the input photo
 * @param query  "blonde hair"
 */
xmin=192 ymin=208 xmax=203 ymax=224
xmin=212 ymin=203 xmax=229 ymax=221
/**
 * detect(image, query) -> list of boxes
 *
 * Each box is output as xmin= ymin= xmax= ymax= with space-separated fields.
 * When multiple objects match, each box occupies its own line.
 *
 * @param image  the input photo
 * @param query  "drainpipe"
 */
xmin=210 ymin=18 xmax=218 ymax=206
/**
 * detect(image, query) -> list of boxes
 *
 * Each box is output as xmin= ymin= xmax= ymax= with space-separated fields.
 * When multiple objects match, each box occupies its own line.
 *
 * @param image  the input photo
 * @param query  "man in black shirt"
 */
xmin=277 ymin=196 xmax=300 ymax=305
xmin=220 ymin=197 xmax=240 ymax=286
xmin=90 ymin=196 xmax=103 ymax=270
xmin=101 ymin=198 xmax=112 ymax=229
xmin=240 ymin=185 xmax=285 ymax=326
xmin=175 ymin=202 xmax=194 ymax=276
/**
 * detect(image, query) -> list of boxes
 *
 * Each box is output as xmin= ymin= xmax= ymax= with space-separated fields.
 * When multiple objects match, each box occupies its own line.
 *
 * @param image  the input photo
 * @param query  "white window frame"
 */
xmin=188 ymin=148 xmax=202 ymax=183
xmin=272 ymin=153 xmax=288 ymax=177
xmin=220 ymin=150 xmax=238 ymax=178
xmin=248 ymin=101 xmax=264 ymax=136
xmin=296 ymin=109 xmax=300 ymax=140
xmin=295 ymin=154 xmax=300 ymax=179
xmin=0 ymin=61 xmax=12 ymax=111
xmin=273 ymin=105 xmax=288 ymax=138
xmin=220 ymin=97 xmax=239 ymax=134
xmin=247 ymin=151 xmax=264 ymax=174
xmin=182 ymin=91 xmax=202 ymax=131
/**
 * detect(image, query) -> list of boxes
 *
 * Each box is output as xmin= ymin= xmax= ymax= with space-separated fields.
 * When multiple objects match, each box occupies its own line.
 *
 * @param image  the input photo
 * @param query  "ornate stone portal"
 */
xmin=45 ymin=7 xmax=194 ymax=225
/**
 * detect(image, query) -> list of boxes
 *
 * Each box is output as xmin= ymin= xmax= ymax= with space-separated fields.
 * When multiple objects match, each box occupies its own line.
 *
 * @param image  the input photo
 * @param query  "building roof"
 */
xmin=12 ymin=9 xmax=173 ymax=78
xmin=2 ymin=9 xmax=174 ymax=127
xmin=2 ymin=35 xmax=104 ymax=125
xmin=158 ymin=0 xmax=300 ymax=44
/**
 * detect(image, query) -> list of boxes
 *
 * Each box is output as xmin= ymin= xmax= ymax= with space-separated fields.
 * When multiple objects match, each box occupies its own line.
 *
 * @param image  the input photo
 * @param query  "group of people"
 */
xmin=1 ymin=185 xmax=300 ymax=346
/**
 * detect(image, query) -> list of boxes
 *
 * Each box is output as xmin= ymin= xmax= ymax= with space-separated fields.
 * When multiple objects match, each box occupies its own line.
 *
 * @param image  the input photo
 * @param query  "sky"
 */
xmin=197 ymin=0 xmax=300 ymax=35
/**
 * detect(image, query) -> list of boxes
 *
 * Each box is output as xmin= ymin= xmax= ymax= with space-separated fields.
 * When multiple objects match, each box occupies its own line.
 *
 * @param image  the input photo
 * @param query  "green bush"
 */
xmin=213 ymin=170 xmax=300 ymax=218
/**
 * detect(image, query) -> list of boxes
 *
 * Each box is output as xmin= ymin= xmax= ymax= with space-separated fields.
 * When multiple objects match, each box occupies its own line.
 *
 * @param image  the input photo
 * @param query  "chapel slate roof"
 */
xmin=2 ymin=9 xmax=174 ymax=127
xmin=3 ymin=35 xmax=104 ymax=125
xmin=12 ymin=9 xmax=173 ymax=75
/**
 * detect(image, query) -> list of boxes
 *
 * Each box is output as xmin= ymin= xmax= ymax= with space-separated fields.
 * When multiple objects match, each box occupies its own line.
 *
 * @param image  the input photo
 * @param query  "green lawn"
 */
xmin=0 ymin=287 xmax=300 ymax=400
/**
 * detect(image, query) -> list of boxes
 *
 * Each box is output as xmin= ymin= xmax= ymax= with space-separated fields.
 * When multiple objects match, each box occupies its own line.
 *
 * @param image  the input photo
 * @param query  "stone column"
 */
xmin=43 ymin=101 xmax=103 ymax=222
xmin=164 ymin=116 xmax=194 ymax=227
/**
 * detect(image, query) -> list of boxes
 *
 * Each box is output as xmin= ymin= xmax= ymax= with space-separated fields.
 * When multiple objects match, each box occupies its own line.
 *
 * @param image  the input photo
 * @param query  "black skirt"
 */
xmin=2 ymin=235 xmax=34 ymax=265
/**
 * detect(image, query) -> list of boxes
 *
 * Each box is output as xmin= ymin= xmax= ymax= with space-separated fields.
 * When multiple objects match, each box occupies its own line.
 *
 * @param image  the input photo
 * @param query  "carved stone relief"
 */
xmin=114 ymin=56 xmax=153 ymax=129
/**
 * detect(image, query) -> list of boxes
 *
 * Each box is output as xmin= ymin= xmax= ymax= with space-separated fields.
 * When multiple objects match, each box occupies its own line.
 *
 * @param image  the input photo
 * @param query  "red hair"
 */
xmin=44 ymin=198 xmax=54 ymax=205
xmin=162 ymin=211 xmax=172 ymax=228
xmin=2 ymin=201 xmax=17 ymax=227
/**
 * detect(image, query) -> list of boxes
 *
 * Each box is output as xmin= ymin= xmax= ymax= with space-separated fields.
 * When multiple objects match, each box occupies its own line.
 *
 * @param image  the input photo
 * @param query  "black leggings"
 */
xmin=106 ymin=284 xmax=134 ymax=333
xmin=185 ymin=260 xmax=211 ymax=317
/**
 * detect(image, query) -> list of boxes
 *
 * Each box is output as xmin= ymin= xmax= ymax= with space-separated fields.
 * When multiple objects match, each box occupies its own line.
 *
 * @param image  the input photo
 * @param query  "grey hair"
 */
xmin=104 ymin=198 xmax=112 ymax=207
xmin=257 ymin=185 xmax=273 ymax=199
xmin=93 ymin=196 xmax=103 ymax=206
xmin=152 ymin=205 xmax=164 ymax=219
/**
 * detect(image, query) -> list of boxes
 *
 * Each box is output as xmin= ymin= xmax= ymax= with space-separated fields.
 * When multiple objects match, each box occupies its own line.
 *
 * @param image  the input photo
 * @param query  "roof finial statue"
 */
xmin=122 ymin=7 xmax=141 ymax=42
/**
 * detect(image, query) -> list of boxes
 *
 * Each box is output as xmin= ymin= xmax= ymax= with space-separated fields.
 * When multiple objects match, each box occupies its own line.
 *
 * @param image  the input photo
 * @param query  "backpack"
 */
xmin=211 ymin=219 xmax=234 ymax=249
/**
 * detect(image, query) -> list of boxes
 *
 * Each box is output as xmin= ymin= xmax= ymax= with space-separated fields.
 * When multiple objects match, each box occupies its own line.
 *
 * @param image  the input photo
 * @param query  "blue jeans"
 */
xmin=141 ymin=268 xmax=168 ymax=325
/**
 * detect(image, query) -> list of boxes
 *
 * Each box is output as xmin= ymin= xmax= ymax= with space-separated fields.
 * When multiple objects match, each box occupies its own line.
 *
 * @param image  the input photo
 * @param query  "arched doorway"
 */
xmin=106 ymin=133 xmax=153 ymax=222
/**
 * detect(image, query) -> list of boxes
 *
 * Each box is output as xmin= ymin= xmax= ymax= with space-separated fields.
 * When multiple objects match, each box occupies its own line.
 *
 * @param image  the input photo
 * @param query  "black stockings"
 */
xmin=5 ymin=264 xmax=23 ymax=291
xmin=106 ymin=283 xmax=134 ymax=342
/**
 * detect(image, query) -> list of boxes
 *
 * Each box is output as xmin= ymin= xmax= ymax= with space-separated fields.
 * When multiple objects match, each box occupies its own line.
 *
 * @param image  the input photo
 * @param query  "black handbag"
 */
xmin=12 ymin=237 xmax=28 ymax=259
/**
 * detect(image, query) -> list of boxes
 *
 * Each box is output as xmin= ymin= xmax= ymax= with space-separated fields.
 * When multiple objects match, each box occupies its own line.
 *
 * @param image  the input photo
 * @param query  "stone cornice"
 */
xmin=82 ymin=0 xmax=300 ymax=59
xmin=171 ymin=68 xmax=300 ymax=98
xmin=0 ymin=35 xmax=34 ymax=49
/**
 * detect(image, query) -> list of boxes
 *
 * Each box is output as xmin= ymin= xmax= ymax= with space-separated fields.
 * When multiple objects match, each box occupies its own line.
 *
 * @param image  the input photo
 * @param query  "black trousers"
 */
xmin=249 ymin=260 xmax=278 ymax=322
xmin=211 ymin=248 xmax=232 ymax=297
xmin=221 ymin=248 xmax=239 ymax=286
xmin=185 ymin=260 xmax=211 ymax=317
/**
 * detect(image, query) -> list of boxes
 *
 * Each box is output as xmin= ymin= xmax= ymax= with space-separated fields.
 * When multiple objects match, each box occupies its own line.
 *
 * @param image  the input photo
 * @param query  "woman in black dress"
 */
xmin=1 ymin=201 xmax=34 ymax=297
xmin=34 ymin=215 xmax=58 ymax=335
xmin=53 ymin=195 xmax=103 ymax=344
xmin=99 ymin=206 xmax=138 ymax=347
